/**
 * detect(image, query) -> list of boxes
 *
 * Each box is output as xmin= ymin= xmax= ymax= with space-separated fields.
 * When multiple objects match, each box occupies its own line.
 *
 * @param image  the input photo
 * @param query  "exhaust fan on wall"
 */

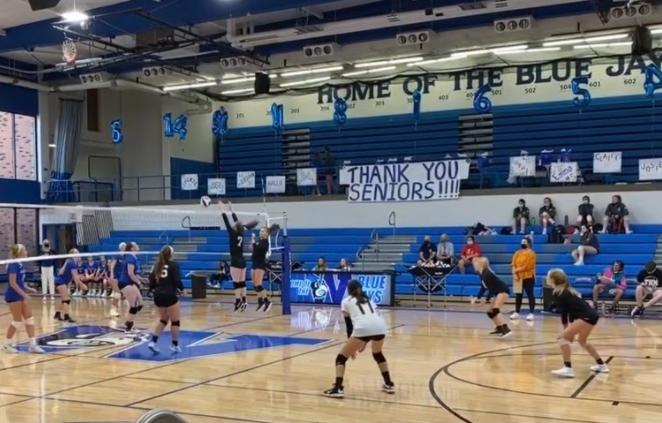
xmin=142 ymin=67 xmax=170 ymax=78
xmin=396 ymin=31 xmax=431 ymax=46
xmin=79 ymin=73 xmax=104 ymax=84
xmin=303 ymin=43 xmax=336 ymax=58
xmin=610 ymin=3 xmax=653 ymax=20
xmin=494 ymin=16 xmax=534 ymax=33
xmin=220 ymin=57 xmax=248 ymax=69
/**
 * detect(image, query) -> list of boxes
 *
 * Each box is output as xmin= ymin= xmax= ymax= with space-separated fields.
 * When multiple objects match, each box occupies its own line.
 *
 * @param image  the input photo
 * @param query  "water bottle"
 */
xmin=531 ymin=217 xmax=537 ymax=227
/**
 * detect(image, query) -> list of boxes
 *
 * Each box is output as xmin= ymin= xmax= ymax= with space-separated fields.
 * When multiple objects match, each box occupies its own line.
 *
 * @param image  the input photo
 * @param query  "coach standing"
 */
xmin=510 ymin=236 xmax=537 ymax=321
xmin=40 ymin=240 xmax=55 ymax=300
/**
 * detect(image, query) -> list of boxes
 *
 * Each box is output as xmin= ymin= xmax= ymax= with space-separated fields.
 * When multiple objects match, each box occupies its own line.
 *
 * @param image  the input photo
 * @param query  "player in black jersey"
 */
xmin=221 ymin=201 xmax=259 ymax=312
xmin=474 ymin=258 xmax=512 ymax=338
xmin=547 ymin=269 xmax=609 ymax=378
xmin=251 ymin=224 xmax=280 ymax=312
xmin=148 ymin=245 xmax=185 ymax=354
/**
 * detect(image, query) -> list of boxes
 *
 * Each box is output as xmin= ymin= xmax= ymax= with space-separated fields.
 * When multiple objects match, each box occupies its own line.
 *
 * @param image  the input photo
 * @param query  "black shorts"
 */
xmin=252 ymin=262 xmax=266 ymax=271
xmin=581 ymin=313 xmax=599 ymax=326
xmin=356 ymin=334 xmax=386 ymax=343
xmin=493 ymin=284 xmax=510 ymax=296
xmin=231 ymin=257 xmax=246 ymax=269
xmin=153 ymin=294 xmax=179 ymax=308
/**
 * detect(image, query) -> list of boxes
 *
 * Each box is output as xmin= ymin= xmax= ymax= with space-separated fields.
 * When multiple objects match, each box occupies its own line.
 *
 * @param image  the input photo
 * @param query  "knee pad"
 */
xmin=255 ymin=285 xmax=265 ymax=293
xmin=233 ymin=281 xmax=246 ymax=289
xmin=62 ymin=299 xmax=71 ymax=305
xmin=557 ymin=338 xmax=571 ymax=346
xmin=25 ymin=317 xmax=35 ymax=326
xmin=159 ymin=319 xmax=169 ymax=326
xmin=372 ymin=352 xmax=386 ymax=364
xmin=11 ymin=321 xmax=22 ymax=330
xmin=112 ymin=292 xmax=121 ymax=300
xmin=129 ymin=306 xmax=139 ymax=315
xmin=487 ymin=308 xmax=500 ymax=319
xmin=171 ymin=320 xmax=180 ymax=327
xmin=335 ymin=354 xmax=348 ymax=366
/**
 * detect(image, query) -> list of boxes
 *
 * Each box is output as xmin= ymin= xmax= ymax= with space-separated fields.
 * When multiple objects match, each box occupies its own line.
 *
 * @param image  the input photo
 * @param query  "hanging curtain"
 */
xmin=48 ymin=99 xmax=83 ymax=202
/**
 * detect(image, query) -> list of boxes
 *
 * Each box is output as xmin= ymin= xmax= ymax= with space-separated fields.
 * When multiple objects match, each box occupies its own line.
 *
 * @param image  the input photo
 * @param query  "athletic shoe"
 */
xmin=489 ymin=328 xmax=502 ymax=335
xmin=526 ymin=313 xmax=534 ymax=321
xmin=29 ymin=345 xmax=45 ymax=354
xmin=542 ymin=228 xmax=547 ymax=235
xmin=501 ymin=328 xmax=513 ymax=339
xmin=590 ymin=364 xmax=610 ymax=373
xmin=510 ymin=312 xmax=520 ymax=320
xmin=631 ymin=306 xmax=643 ymax=318
xmin=240 ymin=301 xmax=248 ymax=312
xmin=233 ymin=302 xmax=241 ymax=313
xmin=382 ymin=383 xmax=396 ymax=394
xmin=263 ymin=300 xmax=272 ymax=313
xmin=626 ymin=230 xmax=633 ymax=235
xmin=148 ymin=342 xmax=160 ymax=353
xmin=1 ymin=345 xmax=18 ymax=353
xmin=170 ymin=345 xmax=181 ymax=354
xmin=256 ymin=301 xmax=264 ymax=312
xmin=65 ymin=317 xmax=76 ymax=324
xmin=323 ymin=387 xmax=344 ymax=398
xmin=551 ymin=367 xmax=575 ymax=378
xmin=53 ymin=312 xmax=62 ymax=321
xmin=574 ymin=261 xmax=584 ymax=266
xmin=124 ymin=327 xmax=140 ymax=335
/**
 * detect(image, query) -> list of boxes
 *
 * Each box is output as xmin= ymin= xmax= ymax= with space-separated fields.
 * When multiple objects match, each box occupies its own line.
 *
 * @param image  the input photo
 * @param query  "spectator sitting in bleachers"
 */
xmin=600 ymin=195 xmax=632 ymax=234
xmin=337 ymin=258 xmax=351 ymax=272
xmin=313 ymin=257 xmax=328 ymax=272
xmin=437 ymin=234 xmax=454 ymax=266
xmin=512 ymin=199 xmax=530 ymax=235
xmin=418 ymin=235 xmax=437 ymax=266
xmin=458 ymin=236 xmax=481 ymax=274
xmin=576 ymin=195 xmax=595 ymax=231
xmin=592 ymin=260 xmax=626 ymax=311
xmin=539 ymin=197 xmax=557 ymax=236
xmin=572 ymin=225 xmax=599 ymax=266
xmin=208 ymin=260 xmax=230 ymax=288
xmin=631 ymin=261 xmax=662 ymax=317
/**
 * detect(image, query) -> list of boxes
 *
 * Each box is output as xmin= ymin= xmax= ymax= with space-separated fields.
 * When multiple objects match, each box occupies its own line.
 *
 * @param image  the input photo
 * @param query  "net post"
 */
xmin=281 ymin=212 xmax=291 ymax=315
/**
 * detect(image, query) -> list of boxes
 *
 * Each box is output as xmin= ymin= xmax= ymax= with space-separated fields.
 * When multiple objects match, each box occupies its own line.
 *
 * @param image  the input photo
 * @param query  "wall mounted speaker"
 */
xmin=632 ymin=26 xmax=652 ymax=56
xmin=254 ymin=72 xmax=271 ymax=95
xmin=27 ymin=0 xmax=61 ymax=11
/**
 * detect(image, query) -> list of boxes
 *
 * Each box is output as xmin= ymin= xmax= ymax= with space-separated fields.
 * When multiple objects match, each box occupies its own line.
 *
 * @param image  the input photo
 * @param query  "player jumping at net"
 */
xmin=3 ymin=244 xmax=44 ymax=353
xmin=474 ymin=257 xmax=512 ymax=338
xmin=109 ymin=242 xmax=126 ymax=318
xmin=251 ymin=224 xmax=279 ymax=312
xmin=221 ymin=201 xmax=259 ymax=313
xmin=119 ymin=242 xmax=147 ymax=334
xmin=148 ymin=245 xmax=184 ymax=354
xmin=323 ymin=280 xmax=395 ymax=398
xmin=547 ymin=269 xmax=609 ymax=378
xmin=54 ymin=249 xmax=87 ymax=323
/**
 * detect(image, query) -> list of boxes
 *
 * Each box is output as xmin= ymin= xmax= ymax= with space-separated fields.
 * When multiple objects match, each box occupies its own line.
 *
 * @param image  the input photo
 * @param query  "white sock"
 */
xmin=28 ymin=338 xmax=36 ymax=347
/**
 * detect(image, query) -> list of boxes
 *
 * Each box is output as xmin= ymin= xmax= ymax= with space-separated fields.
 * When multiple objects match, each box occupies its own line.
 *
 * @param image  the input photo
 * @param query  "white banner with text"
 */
xmin=181 ymin=174 xmax=198 ymax=191
xmin=237 ymin=171 xmax=256 ymax=189
xmin=639 ymin=158 xmax=662 ymax=181
xmin=593 ymin=152 xmax=622 ymax=173
xmin=207 ymin=178 xmax=226 ymax=195
xmin=265 ymin=176 xmax=286 ymax=193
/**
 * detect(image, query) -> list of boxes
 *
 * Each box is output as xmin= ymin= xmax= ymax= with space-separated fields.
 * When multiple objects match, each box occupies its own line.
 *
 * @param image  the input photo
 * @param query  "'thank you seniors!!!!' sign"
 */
xmin=342 ymin=160 xmax=470 ymax=202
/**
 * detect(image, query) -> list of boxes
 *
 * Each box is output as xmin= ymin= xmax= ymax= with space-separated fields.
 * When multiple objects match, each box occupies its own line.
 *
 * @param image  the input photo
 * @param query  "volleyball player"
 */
xmin=3 ymin=244 xmax=44 ymax=353
xmin=251 ymin=224 xmax=279 ymax=312
xmin=118 ymin=242 xmax=147 ymax=334
xmin=473 ymin=257 xmax=512 ymax=338
xmin=547 ymin=269 xmax=609 ymax=378
xmin=323 ymin=280 xmax=395 ymax=398
xmin=54 ymin=249 xmax=87 ymax=323
xmin=147 ymin=246 xmax=184 ymax=353
xmin=221 ymin=201 xmax=258 ymax=312
xmin=109 ymin=242 xmax=126 ymax=317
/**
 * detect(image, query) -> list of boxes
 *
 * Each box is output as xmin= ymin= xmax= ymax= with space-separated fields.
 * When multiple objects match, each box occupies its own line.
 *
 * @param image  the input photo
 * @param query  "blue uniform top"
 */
xmin=99 ymin=262 xmax=109 ymax=277
xmin=55 ymin=259 xmax=79 ymax=285
xmin=113 ymin=256 xmax=124 ymax=279
xmin=118 ymin=254 xmax=140 ymax=286
xmin=5 ymin=263 xmax=26 ymax=302
xmin=40 ymin=249 xmax=55 ymax=268
xmin=82 ymin=260 xmax=98 ymax=275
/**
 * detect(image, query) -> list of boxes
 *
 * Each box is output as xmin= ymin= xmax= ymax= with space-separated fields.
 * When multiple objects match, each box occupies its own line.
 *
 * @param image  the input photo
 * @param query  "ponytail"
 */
xmin=348 ymin=279 xmax=368 ymax=304
xmin=154 ymin=245 xmax=173 ymax=282
xmin=268 ymin=223 xmax=280 ymax=234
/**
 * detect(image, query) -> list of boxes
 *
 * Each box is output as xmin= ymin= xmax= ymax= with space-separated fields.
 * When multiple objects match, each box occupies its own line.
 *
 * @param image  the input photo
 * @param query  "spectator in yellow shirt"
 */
xmin=511 ymin=236 xmax=537 ymax=321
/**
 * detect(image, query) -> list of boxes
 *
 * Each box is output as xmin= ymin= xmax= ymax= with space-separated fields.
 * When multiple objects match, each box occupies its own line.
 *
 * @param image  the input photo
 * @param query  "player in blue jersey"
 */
xmin=98 ymin=256 xmax=110 ymax=297
xmin=54 ymin=249 xmax=87 ymax=323
xmin=3 ymin=244 xmax=44 ymax=353
xmin=109 ymin=242 xmax=126 ymax=317
xmin=119 ymin=242 xmax=147 ymax=334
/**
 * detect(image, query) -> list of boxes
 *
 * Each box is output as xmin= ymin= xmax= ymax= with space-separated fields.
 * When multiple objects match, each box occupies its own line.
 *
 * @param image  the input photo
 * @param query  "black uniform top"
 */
xmin=581 ymin=232 xmax=600 ymax=252
xmin=149 ymin=261 xmax=184 ymax=297
xmin=222 ymin=212 xmax=245 ymax=260
xmin=605 ymin=202 xmax=629 ymax=218
xmin=513 ymin=206 xmax=530 ymax=219
xmin=539 ymin=205 xmax=556 ymax=219
xmin=553 ymin=288 xmax=596 ymax=325
xmin=477 ymin=268 xmax=509 ymax=299
xmin=637 ymin=268 xmax=662 ymax=288
xmin=252 ymin=238 xmax=269 ymax=267
xmin=578 ymin=203 xmax=594 ymax=217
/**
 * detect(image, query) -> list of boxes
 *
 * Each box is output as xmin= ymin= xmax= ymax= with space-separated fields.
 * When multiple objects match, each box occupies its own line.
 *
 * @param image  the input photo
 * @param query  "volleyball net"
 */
xmin=0 ymin=202 xmax=292 ymax=314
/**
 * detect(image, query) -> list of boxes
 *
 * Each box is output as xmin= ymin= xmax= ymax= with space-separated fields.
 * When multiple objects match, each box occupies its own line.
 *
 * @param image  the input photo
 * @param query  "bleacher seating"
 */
xmin=91 ymin=224 xmax=660 ymax=302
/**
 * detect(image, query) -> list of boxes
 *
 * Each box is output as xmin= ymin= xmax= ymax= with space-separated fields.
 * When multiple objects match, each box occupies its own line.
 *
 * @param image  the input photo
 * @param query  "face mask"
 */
xmin=467 ymin=240 xmax=474 ymax=246
xmin=521 ymin=243 xmax=528 ymax=249
xmin=583 ymin=200 xmax=589 ymax=204
xmin=519 ymin=204 xmax=524 ymax=208
xmin=425 ymin=240 xmax=430 ymax=244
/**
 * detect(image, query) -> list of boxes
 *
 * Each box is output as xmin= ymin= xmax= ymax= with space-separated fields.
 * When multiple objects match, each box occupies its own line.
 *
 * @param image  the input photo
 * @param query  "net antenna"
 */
xmin=265 ymin=212 xmax=291 ymax=315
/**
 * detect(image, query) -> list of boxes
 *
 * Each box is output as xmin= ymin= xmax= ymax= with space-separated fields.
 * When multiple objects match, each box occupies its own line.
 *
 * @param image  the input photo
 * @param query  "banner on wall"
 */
xmin=181 ymin=174 xmax=198 ymax=191
xmin=639 ymin=158 xmax=662 ymax=181
xmin=237 ymin=171 xmax=255 ymax=189
xmin=550 ymin=162 xmax=579 ymax=183
xmin=296 ymin=168 xmax=317 ymax=186
xmin=222 ymin=56 xmax=658 ymax=128
xmin=207 ymin=178 xmax=226 ymax=195
xmin=593 ymin=152 xmax=622 ymax=173
xmin=265 ymin=176 xmax=286 ymax=193
xmin=509 ymin=156 xmax=536 ymax=177
xmin=340 ymin=160 xmax=470 ymax=202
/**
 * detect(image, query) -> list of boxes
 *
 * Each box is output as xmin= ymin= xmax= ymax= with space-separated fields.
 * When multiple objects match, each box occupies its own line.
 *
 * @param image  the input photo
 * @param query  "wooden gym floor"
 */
xmin=0 ymin=298 xmax=661 ymax=423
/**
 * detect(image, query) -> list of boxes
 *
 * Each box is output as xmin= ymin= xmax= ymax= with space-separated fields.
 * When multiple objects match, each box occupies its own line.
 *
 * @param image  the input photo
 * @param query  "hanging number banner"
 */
xmin=296 ymin=168 xmax=317 ymax=186
xmin=593 ymin=152 xmax=622 ymax=173
xmin=237 ymin=171 xmax=256 ymax=189
xmin=181 ymin=174 xmax=198 ymax=191
xmin=207 ymin=178 xmax=226 ymax=195
xmin=509 ymin=156 xmax=536 ymax=177
xmin=265 ymin=176 xmax=286 ymax=194
xmin=341 ymin=160 xmax=470 ymax=202
xmin=550 ymin=162 xmax=578 ymax=183
xmin=639 ymin=158 xmax=662 ymax=181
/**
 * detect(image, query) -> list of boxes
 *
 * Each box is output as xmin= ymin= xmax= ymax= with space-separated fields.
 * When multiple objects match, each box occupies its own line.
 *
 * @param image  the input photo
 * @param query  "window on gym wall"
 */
xmin=0 ymin=111 xmax=37 ymax=181
xmin=0 ymin=207 xmax=38 ymax=275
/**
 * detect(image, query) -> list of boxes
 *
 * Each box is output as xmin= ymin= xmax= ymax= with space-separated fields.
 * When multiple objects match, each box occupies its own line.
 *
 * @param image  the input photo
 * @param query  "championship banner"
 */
xmin=290 ymin=271 xmax=394 ymax=306
xmin=341 ymin=160 xmax=470 ymax=202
